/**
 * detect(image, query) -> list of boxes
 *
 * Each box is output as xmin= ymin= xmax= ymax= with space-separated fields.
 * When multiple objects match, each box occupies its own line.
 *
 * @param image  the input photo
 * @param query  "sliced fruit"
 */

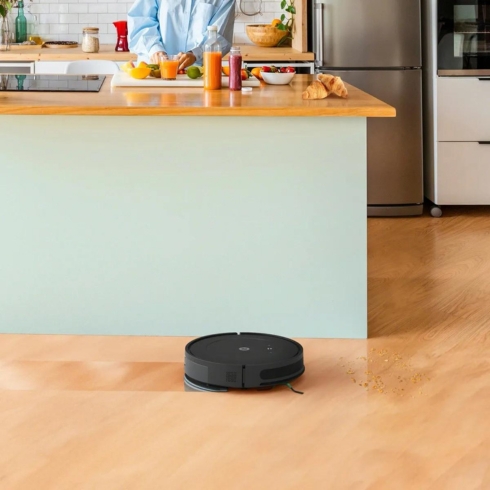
xmin=222 ymin=65 xmax=230 ymax=76
xmin=121 ymin=61 xmax=135 ymax=73
xmin=138 ymin=61 xmax=148 ymax=68
xmin=150 ymin=69 xmax=161 ymax=78
xmin=271 ymin=19 xmax=281 ymax=27
xmin=187 ymin=66 xmax=202 ymax=79
xmin=262 ymin=65 xmax=271 ymax=72
xmin=241 ymin=69 xmax=249 ymax=80
xmin=129 ymin=67 xmax=151 ymax=79
xmin=251 ymin=67 xmax=263 ymax=80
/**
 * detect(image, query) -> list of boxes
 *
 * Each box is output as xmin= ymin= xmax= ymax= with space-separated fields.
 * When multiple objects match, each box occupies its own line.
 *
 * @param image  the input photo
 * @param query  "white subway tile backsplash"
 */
xmin=78 ymin=13 xmax=98 ymax=23
xmin=40 ymin=13 xmax=59 ymax=23
xmin=97 ymin=13 xmax=119 ymax=23
xmin=50 ymin=4 xmax=69 ymax=13
xmin=68 ymin=4 xmax=88 ymax=13
xmin=99 ymin=33 xmax=116 ymax=43
xmin=88 ymin=3 xmax=107 ymax=13
xmin=50 ymin=23 xmax=69 ymax=33
xmin=31 ymin=0 xmax=274 ymax=47
xmin=107 ymin=3 xmax=127 ymax=13
xmin=59 ymin=13 xmax=79 ymax=23
xmin=30 ymin=4 xmax=50 ymax=14
xmin=69 ymin=23 xmax=82 ymax=34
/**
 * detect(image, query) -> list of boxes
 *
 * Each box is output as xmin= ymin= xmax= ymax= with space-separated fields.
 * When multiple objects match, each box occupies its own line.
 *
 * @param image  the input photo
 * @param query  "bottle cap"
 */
xmin=207 ymin=25 xmax=218 ymax=31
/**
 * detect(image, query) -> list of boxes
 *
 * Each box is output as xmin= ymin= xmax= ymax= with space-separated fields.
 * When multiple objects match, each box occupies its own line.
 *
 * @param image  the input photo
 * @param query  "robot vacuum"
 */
xmin=184 ymin=332 xmax=304 ymax=392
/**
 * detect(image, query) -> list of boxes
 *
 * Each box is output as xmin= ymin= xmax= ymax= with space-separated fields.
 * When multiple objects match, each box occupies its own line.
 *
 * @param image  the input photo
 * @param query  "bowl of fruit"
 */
xmin=260 ymin=65 xmax=296 ymax=85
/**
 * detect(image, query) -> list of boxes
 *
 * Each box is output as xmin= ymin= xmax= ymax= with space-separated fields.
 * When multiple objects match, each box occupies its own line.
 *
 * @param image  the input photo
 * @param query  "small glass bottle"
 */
xmin=228 ymin=46 xmax=242 ymax=91
xmin=82 ymin=27 xmax=99 ymax=53
xmin=15 ymin=0 xmax=27 ymax=43
xmin=203 ymin=26 xmax=224 ymax=90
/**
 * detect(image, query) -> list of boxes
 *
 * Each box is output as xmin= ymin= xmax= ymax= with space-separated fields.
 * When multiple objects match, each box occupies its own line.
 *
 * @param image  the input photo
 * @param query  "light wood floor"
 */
xmin=1 ymin=207 xmax=489 ymax=490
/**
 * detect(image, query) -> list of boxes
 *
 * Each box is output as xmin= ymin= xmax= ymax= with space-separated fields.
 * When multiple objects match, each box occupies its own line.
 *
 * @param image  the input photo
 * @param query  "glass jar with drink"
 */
xmin=203 ymin=26 xmax=224 ymax=90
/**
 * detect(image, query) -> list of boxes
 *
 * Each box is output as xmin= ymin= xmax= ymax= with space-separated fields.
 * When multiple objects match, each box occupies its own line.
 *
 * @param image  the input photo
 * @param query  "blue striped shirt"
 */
xmin=128 ymin=0 xmax=236 ymax=64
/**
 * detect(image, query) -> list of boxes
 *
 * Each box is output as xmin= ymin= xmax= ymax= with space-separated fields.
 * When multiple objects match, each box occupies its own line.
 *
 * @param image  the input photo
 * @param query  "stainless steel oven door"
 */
xmin=438 ymin=0 xmax=490 ymax=72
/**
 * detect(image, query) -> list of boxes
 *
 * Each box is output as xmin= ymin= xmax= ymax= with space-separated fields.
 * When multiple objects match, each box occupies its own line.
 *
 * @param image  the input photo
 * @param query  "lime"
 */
xmin=187 ymin=66 xmax=202 ymax=79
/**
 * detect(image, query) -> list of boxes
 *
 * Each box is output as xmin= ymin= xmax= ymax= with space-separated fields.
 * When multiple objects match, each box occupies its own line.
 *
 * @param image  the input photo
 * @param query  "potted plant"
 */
xmin=275 ymin=0 xmax=296 ymax=46
xmin=0 ymin=0 xmax=12 ymax=51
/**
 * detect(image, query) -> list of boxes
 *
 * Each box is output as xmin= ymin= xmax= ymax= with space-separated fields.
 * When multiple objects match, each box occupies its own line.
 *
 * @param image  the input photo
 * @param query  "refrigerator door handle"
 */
xmin=315 ymin=2 xmax=324 ymax=68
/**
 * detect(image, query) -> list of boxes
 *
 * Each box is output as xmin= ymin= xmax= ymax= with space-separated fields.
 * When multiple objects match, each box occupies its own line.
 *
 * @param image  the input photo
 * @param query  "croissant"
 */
xmin=302 ymin=81 xmax=329 ymax=100
xmin=330 ymin=77 xmax=348 ymax=98
xmin=317 ymin=74 xmax=349 ymax=98
xmin=317 ymin=74 xmax=336 ymax=92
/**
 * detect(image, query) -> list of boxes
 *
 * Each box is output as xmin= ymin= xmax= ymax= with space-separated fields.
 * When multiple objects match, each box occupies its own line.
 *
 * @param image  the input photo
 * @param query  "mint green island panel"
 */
xmin=0 ymin=115 xmax=366 ymax=338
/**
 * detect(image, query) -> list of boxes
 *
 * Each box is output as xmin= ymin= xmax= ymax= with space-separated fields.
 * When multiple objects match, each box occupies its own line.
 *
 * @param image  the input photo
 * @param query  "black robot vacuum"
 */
xmin=184 ymin=332 xmax=304 ymax=392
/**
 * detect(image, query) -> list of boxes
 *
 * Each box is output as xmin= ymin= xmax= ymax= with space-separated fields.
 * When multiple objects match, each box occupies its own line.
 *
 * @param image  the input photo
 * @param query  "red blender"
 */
xmin=113 ymin=21 xmax=129 ymax=52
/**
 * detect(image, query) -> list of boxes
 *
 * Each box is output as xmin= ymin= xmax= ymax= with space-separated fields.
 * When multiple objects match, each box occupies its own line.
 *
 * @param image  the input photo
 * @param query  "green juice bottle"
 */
xmin=15 ymin=0 xmax=27 ymax=43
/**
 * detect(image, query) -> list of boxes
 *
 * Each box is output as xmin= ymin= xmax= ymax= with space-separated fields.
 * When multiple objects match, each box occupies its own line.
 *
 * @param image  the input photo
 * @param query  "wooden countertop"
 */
xmin=0 ymin=75 xmax=395 ymax=117
xmin=0 ymin=44 xmax=314 ymax=62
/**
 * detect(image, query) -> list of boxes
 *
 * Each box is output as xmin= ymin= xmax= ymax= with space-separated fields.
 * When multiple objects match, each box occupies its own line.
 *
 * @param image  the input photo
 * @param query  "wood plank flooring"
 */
xmin=1 ymin=207 xmax=489 ymax=489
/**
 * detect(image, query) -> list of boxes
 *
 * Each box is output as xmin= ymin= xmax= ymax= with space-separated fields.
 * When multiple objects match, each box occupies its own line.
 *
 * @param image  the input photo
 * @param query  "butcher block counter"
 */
xmin=0 ymin=75 xmax=394 ymax=116
xmin=0 ymin=44 xmax=314 ymax=62
xmin=0 ymin=76 xmax=394 ymax=339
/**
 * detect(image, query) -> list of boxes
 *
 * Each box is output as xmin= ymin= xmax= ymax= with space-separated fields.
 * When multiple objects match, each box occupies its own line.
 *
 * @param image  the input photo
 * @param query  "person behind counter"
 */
xmin=128 ymin=0 xmax=236 ymax=70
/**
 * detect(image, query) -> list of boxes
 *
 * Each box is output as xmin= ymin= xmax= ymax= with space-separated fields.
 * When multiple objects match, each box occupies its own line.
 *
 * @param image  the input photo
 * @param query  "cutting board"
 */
xmin=111 ymin=71 xmax=261 ymax=88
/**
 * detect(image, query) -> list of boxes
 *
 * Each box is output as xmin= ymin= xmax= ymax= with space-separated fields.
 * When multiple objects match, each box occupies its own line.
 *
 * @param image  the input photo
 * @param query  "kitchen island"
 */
xmin=0 ymin=75 xmax=394 ymax=338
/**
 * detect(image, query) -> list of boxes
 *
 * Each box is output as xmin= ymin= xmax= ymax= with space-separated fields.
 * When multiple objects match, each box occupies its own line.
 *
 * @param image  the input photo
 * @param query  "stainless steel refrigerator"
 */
xmin=313 ymin=0 xmax=424 ymax=216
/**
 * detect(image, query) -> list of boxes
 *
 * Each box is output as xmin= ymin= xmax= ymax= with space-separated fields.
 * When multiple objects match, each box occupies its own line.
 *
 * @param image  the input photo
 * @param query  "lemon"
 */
xmin=187 ymin=66 xmax=202 ymax=79
xmin=129 ymin=67 xmax=151 ymax=79
xmin=121 ymin=61 xmax=135 ymax=73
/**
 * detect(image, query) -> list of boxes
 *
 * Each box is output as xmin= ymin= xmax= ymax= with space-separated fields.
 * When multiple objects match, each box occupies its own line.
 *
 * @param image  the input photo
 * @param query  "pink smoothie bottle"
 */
xmin=228 ymin=46 xmax=242 ymax=91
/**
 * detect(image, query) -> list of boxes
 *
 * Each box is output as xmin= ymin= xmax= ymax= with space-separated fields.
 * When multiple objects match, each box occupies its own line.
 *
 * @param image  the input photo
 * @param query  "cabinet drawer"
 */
xmin=438 ymin=77 xmax=490 ymax=141
xmin=438 ymin=142 xmax=490 ymax=204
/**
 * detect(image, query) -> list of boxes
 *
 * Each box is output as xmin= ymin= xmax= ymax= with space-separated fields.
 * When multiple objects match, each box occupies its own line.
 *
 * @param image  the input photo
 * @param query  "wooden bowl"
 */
xmin=246 ymin=24 xmax=288 ymax=47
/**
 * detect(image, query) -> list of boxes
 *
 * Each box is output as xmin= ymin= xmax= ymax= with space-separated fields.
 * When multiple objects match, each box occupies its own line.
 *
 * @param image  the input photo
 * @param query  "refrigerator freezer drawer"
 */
xmin=438 ymin=77 xmax=490 ymax=141
xmin=323 ymin=69 xmax=424 ymax=206
xmin=314 ymin=0 xmax=422 ymax=68
xmin=437 ymin=142 xmax=490 ymax=204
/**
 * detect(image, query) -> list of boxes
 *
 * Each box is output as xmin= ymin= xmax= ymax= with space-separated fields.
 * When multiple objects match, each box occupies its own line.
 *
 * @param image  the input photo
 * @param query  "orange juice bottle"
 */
xmin=203 ymin=26 xmax=223 ymax=90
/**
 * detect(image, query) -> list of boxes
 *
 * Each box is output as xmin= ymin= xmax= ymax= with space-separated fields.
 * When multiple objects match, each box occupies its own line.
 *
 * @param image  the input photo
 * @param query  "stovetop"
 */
xmin=0 ymin=75 xmax=106 ymax=92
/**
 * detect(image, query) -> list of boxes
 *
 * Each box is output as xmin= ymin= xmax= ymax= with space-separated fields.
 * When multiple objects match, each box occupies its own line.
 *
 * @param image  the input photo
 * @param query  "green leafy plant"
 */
xmin=0 ymin=0 xmax=13 ymax=18
xmin=276 ymin=0 xmax=295 ymax=46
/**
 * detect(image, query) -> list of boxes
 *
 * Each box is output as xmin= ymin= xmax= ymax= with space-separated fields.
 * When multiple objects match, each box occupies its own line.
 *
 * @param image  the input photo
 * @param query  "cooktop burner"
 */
xmin=0 ymin=74 xmax=105 ymax=92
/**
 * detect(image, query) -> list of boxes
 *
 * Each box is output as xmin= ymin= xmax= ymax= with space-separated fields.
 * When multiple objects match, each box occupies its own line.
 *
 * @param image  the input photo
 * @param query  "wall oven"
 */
xmin=438 ymin=0 xmax=490 ymax=75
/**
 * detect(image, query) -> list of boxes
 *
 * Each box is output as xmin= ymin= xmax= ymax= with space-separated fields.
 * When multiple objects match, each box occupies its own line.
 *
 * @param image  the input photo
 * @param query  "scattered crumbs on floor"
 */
xmin=337 ymin=348 xmax=431 ymax=397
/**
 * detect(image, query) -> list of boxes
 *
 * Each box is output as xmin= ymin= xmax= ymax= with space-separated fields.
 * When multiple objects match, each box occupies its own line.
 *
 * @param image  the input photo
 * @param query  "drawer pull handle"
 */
xmin=478 ymin=141 xmax=490 ymax=144
xmin=478 ymin=78 xmax=490 ymax=81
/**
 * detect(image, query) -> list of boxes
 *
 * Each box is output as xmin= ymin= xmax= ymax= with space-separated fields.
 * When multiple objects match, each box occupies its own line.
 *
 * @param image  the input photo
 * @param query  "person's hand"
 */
xmin=150 ymin=51 xmax=166 ymax=64
xmin=178 ymin=51 xmax=197 ymax=70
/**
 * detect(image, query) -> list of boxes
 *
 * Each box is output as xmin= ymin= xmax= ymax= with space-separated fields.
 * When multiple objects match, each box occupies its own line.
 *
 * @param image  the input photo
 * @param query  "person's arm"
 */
xmin=191 ymin=0 xmax=236 ymax=64
xmin=128 ymin=0 xmax=166 ymax=61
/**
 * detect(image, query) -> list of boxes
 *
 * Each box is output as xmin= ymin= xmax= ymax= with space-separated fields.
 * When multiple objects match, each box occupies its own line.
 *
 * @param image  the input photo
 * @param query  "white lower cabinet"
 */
xmin=438 ymin=142 xmax=490 ymax=204
xmin=34 ymin=62 xmax=69 ymax=74
xmin=438 ymin=77 xmax=490 ymax=141
xmin=428 ymin=77 xmax=490 ymax=207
